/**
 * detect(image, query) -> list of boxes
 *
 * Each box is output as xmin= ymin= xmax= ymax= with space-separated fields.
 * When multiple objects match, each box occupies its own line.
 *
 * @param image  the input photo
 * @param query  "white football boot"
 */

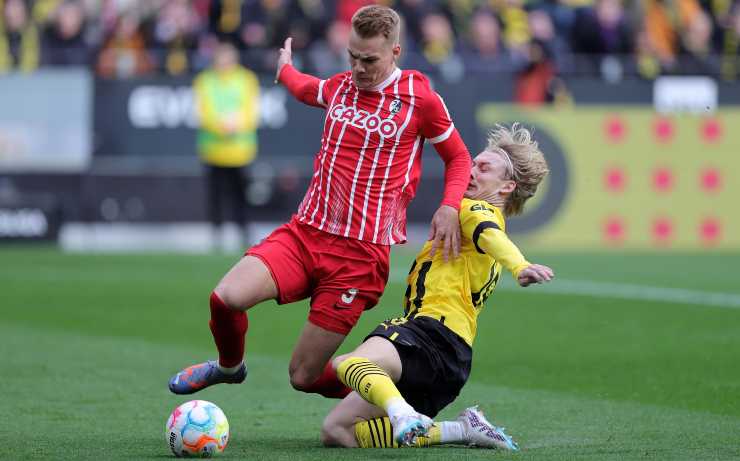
xmin=457 ymin=406 xmax=519 ymax=450
xmin=391 ymin=412 xmax=433 ymax=446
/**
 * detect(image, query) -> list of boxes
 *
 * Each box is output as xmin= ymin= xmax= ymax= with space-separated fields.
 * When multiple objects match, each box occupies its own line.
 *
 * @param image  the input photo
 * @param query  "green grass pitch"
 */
xmin=2 ymin=246 xmax=739 ymax=460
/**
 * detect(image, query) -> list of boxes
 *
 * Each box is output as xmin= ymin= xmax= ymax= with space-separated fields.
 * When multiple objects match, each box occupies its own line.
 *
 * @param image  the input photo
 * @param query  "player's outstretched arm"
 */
xmin=517 ymin=263 xmax=554 ymax=287
xmin=274 ymin=37 xmax=325 ymax=108
xmin=470 ymin=217 xmax=553 ymax=285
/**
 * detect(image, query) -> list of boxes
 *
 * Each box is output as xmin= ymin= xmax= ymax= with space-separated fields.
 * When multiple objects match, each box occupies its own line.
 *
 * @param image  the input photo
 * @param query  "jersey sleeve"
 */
xmin=461 ymin=204 xmax=531 ymax=278
xmin=419 ymin=88 xmax=454 ymax=143
xmin=278 ymin=64 xmax=336 ymax=108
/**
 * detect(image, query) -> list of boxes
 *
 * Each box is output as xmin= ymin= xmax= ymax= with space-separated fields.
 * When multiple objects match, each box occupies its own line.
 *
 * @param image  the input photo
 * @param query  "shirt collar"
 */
xmin=368 ymin=67 xmax=402 ymax=92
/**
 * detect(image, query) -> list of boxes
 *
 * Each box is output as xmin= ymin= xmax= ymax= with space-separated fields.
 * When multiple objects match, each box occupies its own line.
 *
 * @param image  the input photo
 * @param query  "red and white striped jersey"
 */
xmin=280 ymin=65 xmax=468 ymax=245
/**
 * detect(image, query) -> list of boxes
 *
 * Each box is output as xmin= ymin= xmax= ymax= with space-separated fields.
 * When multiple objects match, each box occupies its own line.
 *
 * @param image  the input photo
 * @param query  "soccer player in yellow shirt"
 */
xmin=320 ymin=123 xmax=554 ymax=449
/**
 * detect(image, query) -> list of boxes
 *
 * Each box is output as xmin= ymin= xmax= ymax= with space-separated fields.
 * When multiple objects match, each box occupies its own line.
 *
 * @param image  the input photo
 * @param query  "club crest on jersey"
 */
xmin=389 ymin=99 xmax=402 ymax=116
xmin=330 ymin=104 xmax=399 ymax=138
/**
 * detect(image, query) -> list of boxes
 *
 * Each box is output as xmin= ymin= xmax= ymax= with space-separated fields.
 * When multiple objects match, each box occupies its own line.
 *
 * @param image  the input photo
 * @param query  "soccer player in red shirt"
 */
xmin=168 ymin=5 xmax=472 ymax=398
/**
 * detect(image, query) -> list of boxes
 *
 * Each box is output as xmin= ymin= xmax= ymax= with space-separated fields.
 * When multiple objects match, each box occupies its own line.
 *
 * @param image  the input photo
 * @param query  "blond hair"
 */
xmin=351 ymin=5 xmax=401 ymax=45
xmin=486 ymin=123 xmax=549 ymax=216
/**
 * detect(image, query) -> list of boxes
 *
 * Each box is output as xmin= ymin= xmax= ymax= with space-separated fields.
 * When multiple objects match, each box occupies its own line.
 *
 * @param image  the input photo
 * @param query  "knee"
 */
xmin=331 ymin=353 xmax=351 ymax=372
xmin=213 ymin=285 xmax=248 ymax=311
xmin=288 ymin=367 xmax=317 ymax=391
xmin=320 ymin=416 xmax=350 ymax=447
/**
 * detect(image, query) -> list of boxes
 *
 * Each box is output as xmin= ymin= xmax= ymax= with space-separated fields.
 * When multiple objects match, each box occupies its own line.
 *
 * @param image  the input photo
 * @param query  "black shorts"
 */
xmin=365 ymin=315 xmax=472 ymax=418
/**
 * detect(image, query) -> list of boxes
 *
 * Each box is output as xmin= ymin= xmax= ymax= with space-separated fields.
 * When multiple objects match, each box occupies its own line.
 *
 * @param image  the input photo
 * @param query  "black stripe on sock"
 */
xmin=352 ymin=370 xmax=387 ymax=389
xmin=366 ymin=420 xmax=378 ymax=448
xmin=370 ymin=418 xmax=384 ymax=447
xmin=344 ymin=362 xmax=376 ymax=389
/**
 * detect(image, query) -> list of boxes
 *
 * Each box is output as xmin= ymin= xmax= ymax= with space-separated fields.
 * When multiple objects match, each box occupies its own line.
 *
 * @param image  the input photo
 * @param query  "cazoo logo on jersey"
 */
xmin=330 ymin=104 xmax=399 ymax=138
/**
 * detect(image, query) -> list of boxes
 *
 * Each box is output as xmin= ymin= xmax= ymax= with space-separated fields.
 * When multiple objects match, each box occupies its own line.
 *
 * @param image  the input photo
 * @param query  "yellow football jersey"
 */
xmin=403 ymin=198 xmax=531 ymax=346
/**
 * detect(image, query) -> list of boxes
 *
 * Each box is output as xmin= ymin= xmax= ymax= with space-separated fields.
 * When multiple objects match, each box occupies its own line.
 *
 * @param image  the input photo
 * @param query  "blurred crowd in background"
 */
xmin=2 ymin=0 xmax=740 ymax=85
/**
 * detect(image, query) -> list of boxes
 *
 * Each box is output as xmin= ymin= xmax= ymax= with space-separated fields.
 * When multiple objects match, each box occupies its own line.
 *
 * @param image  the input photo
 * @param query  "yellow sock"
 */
xmin=336 ymin=357 xmax=402 ymax=409
xmin=354 ymin=418 xmax=442 ymax=448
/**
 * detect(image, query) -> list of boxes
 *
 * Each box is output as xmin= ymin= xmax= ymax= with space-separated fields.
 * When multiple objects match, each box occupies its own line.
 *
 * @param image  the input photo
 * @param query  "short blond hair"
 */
xmin=486 ymin=123 xmax=549 ymax=216
xmin=351 ymin=5 xmax=401 ymax=45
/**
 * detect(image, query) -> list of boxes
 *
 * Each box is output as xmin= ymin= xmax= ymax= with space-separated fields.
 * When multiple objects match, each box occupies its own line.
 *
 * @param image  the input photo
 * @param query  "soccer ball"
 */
xmin=166 ymin=400 xmax=229 ymax=457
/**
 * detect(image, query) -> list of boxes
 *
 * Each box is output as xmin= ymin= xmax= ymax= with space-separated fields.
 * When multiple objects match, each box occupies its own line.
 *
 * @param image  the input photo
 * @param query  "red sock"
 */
xmin=300 ymin=361 xmax=352 ymax=399
xmin=208 ymin=291 xmax=248 ymax=368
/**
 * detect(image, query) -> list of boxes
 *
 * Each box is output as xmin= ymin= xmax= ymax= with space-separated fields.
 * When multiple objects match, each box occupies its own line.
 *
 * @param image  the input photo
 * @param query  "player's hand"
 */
xmin=275 ymin=37 xmax=293 ymax=83
xmin=428 ymin=205 xmax=461 ymax=262
xmin=517 ymin=264 xmax=554 ymax=287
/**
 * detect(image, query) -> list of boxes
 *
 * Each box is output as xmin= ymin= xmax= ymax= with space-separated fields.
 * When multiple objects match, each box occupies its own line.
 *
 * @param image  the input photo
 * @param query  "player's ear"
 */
xmin=392 ymin=43 xmax=401 ymax=60
xmin=501 ymin=180 xmax=516 ymax=195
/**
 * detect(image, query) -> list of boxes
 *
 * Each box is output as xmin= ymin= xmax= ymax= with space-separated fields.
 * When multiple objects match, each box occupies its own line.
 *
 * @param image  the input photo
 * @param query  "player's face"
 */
xmin=347 ymin=30 xmax=401 ymax=89
xmin=465 ymin=150 xmax=515 ymax=201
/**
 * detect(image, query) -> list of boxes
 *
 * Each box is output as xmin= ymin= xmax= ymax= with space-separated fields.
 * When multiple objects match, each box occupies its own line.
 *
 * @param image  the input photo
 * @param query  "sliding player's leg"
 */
xmin=332 ymin=336 xmax=431 ymax=445
xmin=321 ymin=393 xmax=518 ymax=450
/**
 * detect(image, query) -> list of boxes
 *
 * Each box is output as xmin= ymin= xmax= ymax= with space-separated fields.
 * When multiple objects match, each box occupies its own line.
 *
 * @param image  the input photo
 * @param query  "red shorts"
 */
xmin=246 ymin=216 xmax=390 ymax=335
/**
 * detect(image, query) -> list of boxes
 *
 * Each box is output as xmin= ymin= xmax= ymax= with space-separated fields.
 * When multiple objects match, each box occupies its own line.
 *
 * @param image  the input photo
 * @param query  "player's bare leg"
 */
xmin=168 ymin=256 xmax=277 ymax=394
xmin=322 ymin=391 xmax=385 ymax=447
xmin=288 ymin=321 xmax=347 ymax=391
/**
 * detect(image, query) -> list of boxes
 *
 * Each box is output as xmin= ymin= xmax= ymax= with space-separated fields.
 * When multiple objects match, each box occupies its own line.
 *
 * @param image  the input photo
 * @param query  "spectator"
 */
xmin=96 ymin=12 xmax=154 ymax=78
xmin=459 ymin=8 xmax=524 ymax=74
xmin=0 ymin=0 xmax=40 ymax=73
xmin=528 ymin=7 xmax=570 ymax=71
xmin=497 ymin=0 xmax=531 ymax=60
xmin=571 ymin=0 xmax=632 ymax=74
xmin=152 ymin=0 xmax=201 ymax=76
xmin=420 ymin=11 xmax=456 ymax=64
xmin=719 ymin=2 xmax=740 ymax=80
xmin=678 ymin=9 xmax=719 ymax=74
xmin=642 ymin=0 xmax=702 ymax=70
xmin=42 ymin=0 xmax=90 ymax=67
xmin=308 ymin=20 xmax=351 ymax=76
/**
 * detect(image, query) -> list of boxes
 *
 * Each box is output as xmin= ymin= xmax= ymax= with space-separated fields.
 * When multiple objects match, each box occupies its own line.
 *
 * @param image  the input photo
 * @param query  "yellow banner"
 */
xmin=477 ymin=105 xmax=737 ymax=250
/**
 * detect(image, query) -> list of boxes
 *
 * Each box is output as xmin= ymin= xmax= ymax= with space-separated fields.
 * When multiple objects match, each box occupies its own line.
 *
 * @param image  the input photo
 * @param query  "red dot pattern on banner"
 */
xmin=604 ymin=167 xmax=625 ymax=192
xmin=652 ymin=167 xmax=674 ymax=192
xmin=603 ymin=216 xmax=625 ymax=243
xmin=604 ymin=116 xmax=626 ymax=143
xmin=652 ymin=217 xmax=674 ymax=244
xmin=700 ymin=168 xmax=721 ymax=192
xmin=653 ymin=117 xmax=675 ymax=143
xmin=701 ymin=118 xmax=722 ymax=143
xmin=699 ymin=217 xmax=721 ymax=245
xmin=600 ymin=115 xmax=727 ymax=247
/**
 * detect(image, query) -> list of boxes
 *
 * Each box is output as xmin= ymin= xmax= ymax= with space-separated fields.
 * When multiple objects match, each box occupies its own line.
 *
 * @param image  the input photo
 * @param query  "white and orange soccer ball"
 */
xmin=166 ymin=400 xmax=229 ymax=457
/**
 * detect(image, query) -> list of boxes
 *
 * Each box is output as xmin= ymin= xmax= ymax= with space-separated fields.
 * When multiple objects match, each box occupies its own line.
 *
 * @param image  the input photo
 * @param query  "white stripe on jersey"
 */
xmin=357 ymin=107 xmax=393 ymax=239
xmin=437 ymin=92 xmax=451 ymax=120
xmin=300 ymin=76 xmax=351 ymax=223
xmin=428 ymin=123 xmax=454 ymax=144
xmin=317 ymin=79 xmax=326 ymax=106
xmin=401 ymin=136 xmax=423 ymax=194
xmin=318 ymin=89 xmax=359 ymax=230
xmin=372 ymin=73 xmax=416 ymax=244
xmin=343 ymin=92 xmax=387 ymax=237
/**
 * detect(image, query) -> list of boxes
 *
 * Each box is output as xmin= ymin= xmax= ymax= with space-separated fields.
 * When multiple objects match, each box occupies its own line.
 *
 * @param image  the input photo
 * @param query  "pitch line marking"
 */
xmin=389 ymin=273 xmax=740 ymax=309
